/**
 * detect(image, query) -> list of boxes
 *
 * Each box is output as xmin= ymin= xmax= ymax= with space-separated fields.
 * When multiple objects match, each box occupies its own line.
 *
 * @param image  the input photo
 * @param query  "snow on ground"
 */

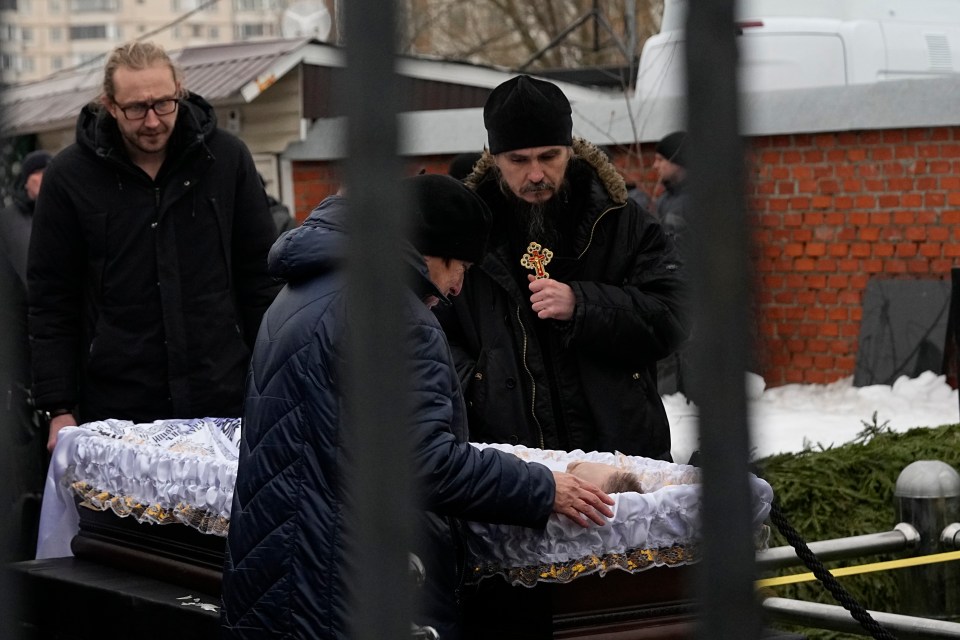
xmin=665 ymin=371 xmax=960 ymax=464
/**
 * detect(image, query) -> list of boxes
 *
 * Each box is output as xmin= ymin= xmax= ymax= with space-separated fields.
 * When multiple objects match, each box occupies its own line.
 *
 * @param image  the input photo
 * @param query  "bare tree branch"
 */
xmin=399 ymin=0 xmax=663 ymax=74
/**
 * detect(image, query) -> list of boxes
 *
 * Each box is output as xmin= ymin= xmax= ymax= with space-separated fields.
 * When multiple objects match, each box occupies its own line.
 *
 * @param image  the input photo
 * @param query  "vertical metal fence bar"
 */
xmin=944 ymin=267 xmax=960 ymax=413
xmin=0 ymin=254 xmax=20 ymax=638
xmin=685 ymin=0 xmax=762 ymax=638
xmin=340 ymin=2 xmax=412 ymax=639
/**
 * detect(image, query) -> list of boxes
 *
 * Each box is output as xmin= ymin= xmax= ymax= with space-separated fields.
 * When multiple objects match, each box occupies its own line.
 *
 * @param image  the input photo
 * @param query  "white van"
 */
xmin=636 ymin=0 xmax=960 ymax=98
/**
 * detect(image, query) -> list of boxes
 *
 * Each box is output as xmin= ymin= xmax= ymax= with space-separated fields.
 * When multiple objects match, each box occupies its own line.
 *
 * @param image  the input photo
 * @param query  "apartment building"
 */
xmin=0 ymin=0 xmax=335 ymax=84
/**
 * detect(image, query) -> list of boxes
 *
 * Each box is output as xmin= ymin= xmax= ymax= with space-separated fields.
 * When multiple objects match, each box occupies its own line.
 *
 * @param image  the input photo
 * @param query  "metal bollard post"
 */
xmin=894 ymin=460 xmax=960 ymax=620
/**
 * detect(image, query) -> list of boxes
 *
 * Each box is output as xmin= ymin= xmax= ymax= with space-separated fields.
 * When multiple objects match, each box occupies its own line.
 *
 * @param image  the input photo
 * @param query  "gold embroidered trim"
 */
xmin=70 ymin=481 xmax=230 ymax=537
xmin=469 ymin=544 xmax=699 ymax=587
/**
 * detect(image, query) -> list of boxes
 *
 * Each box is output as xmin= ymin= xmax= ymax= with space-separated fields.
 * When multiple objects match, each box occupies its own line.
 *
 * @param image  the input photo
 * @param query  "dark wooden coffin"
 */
xmin=72 ymin=505 xmax=701 ymax=638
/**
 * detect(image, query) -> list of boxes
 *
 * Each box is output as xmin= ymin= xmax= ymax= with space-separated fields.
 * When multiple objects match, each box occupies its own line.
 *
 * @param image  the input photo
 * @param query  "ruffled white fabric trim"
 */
xmin=463 ymin=443 xmax=773 ymax=581
xmin=62 ymin=418 xmax=240 ymax=535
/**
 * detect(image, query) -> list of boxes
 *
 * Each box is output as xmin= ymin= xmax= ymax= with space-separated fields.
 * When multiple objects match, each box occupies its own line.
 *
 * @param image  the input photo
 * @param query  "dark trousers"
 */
xmin=462 ymin=577 xmax=552 ymax=640
xmin=4 ymin=404 xmax=46 ymax=562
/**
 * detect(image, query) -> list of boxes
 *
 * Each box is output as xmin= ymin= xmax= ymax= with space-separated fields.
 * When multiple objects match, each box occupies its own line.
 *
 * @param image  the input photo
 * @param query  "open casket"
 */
xmin=460 ymin=443 xmax=774 ymax=638
xmin=36 ymin=418 xmax=239 ymax=594
xmin=37 ymin=419 xmax=775 ymax=638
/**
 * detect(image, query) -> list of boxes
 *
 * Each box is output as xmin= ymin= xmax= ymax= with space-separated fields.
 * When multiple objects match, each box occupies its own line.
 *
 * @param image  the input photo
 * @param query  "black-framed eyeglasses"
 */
xmin=115 ymin=98 xmax=179 ymax=120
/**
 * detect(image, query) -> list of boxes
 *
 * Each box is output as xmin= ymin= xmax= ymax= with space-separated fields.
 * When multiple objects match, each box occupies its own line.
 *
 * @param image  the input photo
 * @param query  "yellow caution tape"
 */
xmin=757 ymin=550 xmax=960 ymax=588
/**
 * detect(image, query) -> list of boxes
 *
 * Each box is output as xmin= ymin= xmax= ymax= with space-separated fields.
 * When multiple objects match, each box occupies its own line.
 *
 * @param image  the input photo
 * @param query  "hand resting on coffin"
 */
xmin=48 ymin=412 xmax=78 ymax=453
xmin=551 ymin=471 xmax=615 ymax=527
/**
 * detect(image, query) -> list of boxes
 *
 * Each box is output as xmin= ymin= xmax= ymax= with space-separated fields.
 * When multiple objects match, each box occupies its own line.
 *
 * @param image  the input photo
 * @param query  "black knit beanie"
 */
xmin=483 ymin=75 xmax=573 ymax=155
xmin=406 ymin=174 xmax=492 ymax=264
xmin=656 ymin=131 xmax=687 ymax=168
xmin=19 ymin=150 xmax=52 ymax=180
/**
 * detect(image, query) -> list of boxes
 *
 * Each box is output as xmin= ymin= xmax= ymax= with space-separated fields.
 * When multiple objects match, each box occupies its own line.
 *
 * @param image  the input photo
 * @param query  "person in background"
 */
xmin=652 ymin=130 xmax=693 ymax=398
xmin=259 ymin=172 xmax=295 ymax=234
xmin=268 ymin=193 xmax=294 ymax=234
xmin=1 ymin=150 xmax=51 ymax=285
xmin=0 ymin=239 xmax=27 ymax=630
xmin=28 ymin=41 xmax=279 ymax=452
xmin=221 ymin=174 xmax=614 ymax=640
xmin=652 ymin=130 xmax=691 ymax=256
xmin=0 ymin=150 xmax=52 ymax=560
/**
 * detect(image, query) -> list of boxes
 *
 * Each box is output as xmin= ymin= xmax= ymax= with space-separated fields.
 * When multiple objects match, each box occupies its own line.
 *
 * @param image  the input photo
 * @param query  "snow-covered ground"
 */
xmin=665 ymin=371 xmax=960 ymax=463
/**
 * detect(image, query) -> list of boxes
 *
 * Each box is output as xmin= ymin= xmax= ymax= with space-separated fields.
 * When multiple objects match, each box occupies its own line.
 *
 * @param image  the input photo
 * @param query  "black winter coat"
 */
xmin=27 ymin=93 xmax=279 ymax=422
xmin=0 ymin=184 xmax=36 ymax=441
xmin=656 ymin=176 xmax=692 ymax=259
xmin=441 ymin=139 xmax=690 ymax=459
xmin=0 ymin=185 xmax=34 ymax=286
xmin=0 ymin=239 xmax=46 ymax=561
xmin=1 ymin=178 xmax=47 ymax=560
xmin=221 ymin=196 xmax=556 ymax=640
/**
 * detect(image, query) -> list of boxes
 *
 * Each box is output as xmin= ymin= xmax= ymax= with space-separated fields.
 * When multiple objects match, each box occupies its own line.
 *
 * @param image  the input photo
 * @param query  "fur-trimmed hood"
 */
xmin=463 ymin=137 xmax=629 ymax=204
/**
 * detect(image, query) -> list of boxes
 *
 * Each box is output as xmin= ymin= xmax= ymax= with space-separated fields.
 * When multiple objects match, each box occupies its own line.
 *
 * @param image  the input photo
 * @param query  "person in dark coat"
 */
xmin=28 ymin=42 xmax=279 ymax=451
xmin=653 ymin=130 xmax=691 ymax=257
xmin=0 ymin=245 xmax=45 ymax=562
xmin=439 ymin=75 xmax=690 ymax=461
xmin=258 ymin=172 xmax=296 ymax=234
xmin=267 ymin=193 xmax=295 ymax=234
xmin=1 ymin=149 xmax=51 ymax=285
xmin=653 ymin=130 xmax=694 ymax=397
xmin=220 ymin=174 xmax=614 ymax=640
xmin=0 ymin=239 xmax=29 ymax=628
xmin=0 ymin=149 xmax=52 ymax=561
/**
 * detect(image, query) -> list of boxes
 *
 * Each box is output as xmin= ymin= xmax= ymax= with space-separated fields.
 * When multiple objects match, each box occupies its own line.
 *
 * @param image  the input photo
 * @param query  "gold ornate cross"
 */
xmin=521 ymin=242 xmax=554 ymax=279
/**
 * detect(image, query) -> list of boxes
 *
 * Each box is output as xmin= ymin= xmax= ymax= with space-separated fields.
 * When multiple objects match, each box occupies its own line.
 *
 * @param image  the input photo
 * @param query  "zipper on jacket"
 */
xmin=516 ymin=304 xmax=545 ymax=449
xmin=575 ymin=202 xmax=624 ymax=260
xmin=154 ymin=187 xmax=161 ymax=209
xmin=450 ymin=517 xmax=468 ymax=608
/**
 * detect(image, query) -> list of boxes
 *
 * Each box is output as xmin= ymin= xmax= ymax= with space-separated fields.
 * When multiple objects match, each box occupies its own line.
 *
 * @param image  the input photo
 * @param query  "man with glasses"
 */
xmin=28 ymin=41 xmax=279 ymax=452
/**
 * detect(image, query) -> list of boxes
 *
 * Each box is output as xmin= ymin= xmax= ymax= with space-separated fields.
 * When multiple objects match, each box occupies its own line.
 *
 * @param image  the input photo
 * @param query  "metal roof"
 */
xmin=0 ymin=37 xmax=314 ymax=136
xmin=0 ymin=64 xmax=103 ymax=136
xmin=175 ymin=36 xmax=313 ymax=102
xmin=0 ymin=36 xmax=620 ymax=137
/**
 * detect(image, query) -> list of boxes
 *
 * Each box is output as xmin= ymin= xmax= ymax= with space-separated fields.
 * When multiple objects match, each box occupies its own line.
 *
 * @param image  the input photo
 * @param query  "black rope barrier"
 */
xmin=768 ymin=500 xmax=898 ymax=640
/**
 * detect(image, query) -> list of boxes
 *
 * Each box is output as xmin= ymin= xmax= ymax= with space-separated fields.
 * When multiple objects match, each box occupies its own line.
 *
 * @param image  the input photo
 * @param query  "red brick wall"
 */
xmin=745 ymin=128 xmax=960 ymax=386
xmin=292 ymin=162 xmax=341 ymax=220
xmin=291 ymin=126 xmax=960 ymax=388
xmin=292 ymin=155 xmax=455 ymax=222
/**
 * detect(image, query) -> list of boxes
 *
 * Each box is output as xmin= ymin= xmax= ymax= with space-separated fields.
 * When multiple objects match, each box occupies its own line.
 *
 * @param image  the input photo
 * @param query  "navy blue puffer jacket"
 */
xmin=220 ymin=195 xmax=556 ymax=639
